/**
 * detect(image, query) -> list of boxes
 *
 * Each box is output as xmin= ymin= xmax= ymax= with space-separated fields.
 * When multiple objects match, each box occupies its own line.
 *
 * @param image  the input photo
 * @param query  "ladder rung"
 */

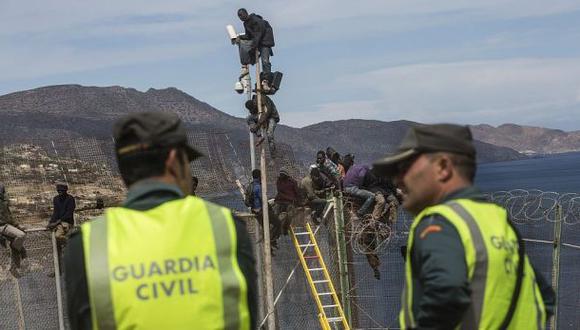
xmin=327 ymin=317 xmax=344 ymax=323
xmin=318 ymin=292 xmax=333 ymax=296
xmin=309 ymin=268 xmax=324 ymax=271
xmin=322 ymin=304 xmax=338 ymax=308
xmin=299 ymin=244 xmax=315 ymax=247
xmin=304 ymin=255 xmax=319 ymax=259
xmin=313 ymin=280 xmax=329 ymax=284
xmin=294 ymin=232 xmax=310 ymax=235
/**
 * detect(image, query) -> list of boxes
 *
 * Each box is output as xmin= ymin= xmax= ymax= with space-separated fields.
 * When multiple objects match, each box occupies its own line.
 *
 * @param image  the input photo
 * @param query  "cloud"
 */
xmin=337 ymin=58 xmax=580 ymax=129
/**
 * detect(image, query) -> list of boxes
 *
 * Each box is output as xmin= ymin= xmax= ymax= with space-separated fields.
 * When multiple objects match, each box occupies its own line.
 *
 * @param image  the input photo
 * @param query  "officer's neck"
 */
xmin=435 ymin=178 xmax=472 ymax=205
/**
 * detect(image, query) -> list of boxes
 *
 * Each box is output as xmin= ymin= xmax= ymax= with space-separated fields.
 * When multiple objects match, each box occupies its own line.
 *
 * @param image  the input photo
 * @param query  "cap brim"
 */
xmin=372 ymin=149 xmax=419 ymax=176
xmin=185 ymin=145 xmax=203 ymax=161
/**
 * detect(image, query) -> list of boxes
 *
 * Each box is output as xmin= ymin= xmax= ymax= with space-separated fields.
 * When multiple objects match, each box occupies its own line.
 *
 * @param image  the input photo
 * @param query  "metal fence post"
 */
xmin=52 ymin=232 xmax=65 ymax=330
xmin=332 ymin=192 xmax=352 ymax=326
xmin=550 ymin=203 xmax=563 ymax=330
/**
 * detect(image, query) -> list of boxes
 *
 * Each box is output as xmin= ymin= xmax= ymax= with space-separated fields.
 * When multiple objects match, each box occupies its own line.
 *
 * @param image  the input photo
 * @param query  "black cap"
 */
xmin=373 ymin=123 xmax=476 ymax=176
xmin=56 ymin=182 xmax=68 ymax=191
xmin=113 ymin=112 xmax=202 ymax=161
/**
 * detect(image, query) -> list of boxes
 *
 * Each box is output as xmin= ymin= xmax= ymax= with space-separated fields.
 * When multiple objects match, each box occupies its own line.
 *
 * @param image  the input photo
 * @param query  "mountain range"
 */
xmin=2 ymin=84 xmax=575 ymax=166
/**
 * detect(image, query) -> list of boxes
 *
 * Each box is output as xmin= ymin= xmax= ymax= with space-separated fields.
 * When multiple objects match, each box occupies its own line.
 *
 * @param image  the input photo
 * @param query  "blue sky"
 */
xmin=1 ymin=1 xmax=580 ymax=130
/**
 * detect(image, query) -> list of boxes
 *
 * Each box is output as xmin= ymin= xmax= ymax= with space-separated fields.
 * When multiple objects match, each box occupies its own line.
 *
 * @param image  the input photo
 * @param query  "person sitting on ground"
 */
xmin=274 ymin=168 xmax=299 ymax=235
xmin=246 ymin=94 xmax=279 ymax=153
xmin=300 ymin=166 xmax=332 ymax=224
xmin=343 ymin=158 xmax=375 ymax=221
xmin=245 ymin=169 xmax=281 ymax=249
xmin=315 ymin=150 xmax=341 ymax=188
xmin=47 ymin=182 xmax=76 ymax=245
xmin=191 ymin=176 xmax=199 ymax=196
xmin=0 ymin=183 xmax=27 ymax=277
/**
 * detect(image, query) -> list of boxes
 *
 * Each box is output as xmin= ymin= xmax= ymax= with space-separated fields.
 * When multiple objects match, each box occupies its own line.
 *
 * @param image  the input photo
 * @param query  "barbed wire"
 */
xmin=488 ymin=189 xmax=580 ymax=225
xmin=349 ymin=218 xmax=393 ymax=255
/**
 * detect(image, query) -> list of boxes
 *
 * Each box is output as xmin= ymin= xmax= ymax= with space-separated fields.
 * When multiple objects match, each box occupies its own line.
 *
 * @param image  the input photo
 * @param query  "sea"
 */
xmin=475 ymin=152 xmax=580 ymax=193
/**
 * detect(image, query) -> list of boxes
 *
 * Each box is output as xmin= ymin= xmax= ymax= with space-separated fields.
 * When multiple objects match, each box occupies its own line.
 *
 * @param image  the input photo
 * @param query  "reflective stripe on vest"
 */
xmin=400 ymin=199 xmax=546 ymax=330
xmin=81 ymin=197 xmax=250 ymax=330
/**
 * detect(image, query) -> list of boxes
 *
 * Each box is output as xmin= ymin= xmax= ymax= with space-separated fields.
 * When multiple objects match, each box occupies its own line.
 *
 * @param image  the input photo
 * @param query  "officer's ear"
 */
xmin=432 ymin=153 xmax=453 ymax=182
xmin=165 ymin=148 xmax=192 ymax=195
xmin=165 ymin=149 xmax=184 ymax=179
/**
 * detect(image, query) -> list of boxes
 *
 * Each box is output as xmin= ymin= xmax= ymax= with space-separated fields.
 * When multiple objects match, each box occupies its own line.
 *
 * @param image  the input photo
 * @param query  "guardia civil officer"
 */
xmin=373 ymin=124 xmax=555 ymax=329
xmin=64 ymin=112 xmax=256 ymax=330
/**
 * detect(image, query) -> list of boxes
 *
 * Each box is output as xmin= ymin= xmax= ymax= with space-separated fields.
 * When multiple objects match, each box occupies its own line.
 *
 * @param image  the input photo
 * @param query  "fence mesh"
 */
xmin=1 ymin=131 xmax=580 ymax=329
xmin=0 ymin=230 xmax=60 ymax=329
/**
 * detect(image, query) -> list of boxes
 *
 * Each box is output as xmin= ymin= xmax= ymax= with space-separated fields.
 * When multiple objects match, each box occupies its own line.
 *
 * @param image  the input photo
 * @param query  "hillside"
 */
xmin=0 ymin=85 xmax=525 ymax=165
xmin=471 ymin=124 xmax=580 ymax=155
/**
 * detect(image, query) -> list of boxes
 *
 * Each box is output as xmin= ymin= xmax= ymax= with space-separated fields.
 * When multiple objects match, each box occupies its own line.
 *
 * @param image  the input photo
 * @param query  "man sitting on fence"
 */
xmin=343 ymin=158 xmax=375 ymax=221
xmin=47 ymin=182 xmax=76 ymax=245
xmin=300 ymin=165 xmax=332 ymax=224
xmin=0 ymin=183 xmax=27 ymax=277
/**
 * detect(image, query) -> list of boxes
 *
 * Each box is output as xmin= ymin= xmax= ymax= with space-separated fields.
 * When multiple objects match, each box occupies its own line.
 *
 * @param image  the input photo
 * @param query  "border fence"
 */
xmin=1 ymin=132 xmax=579 ymax=329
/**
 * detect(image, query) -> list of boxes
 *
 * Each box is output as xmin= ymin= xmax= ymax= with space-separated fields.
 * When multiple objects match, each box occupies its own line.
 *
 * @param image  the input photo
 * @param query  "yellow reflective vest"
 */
xmin=81 ymin=196 xmax=250 ymax=330
xmin=400 ymin=199 xmax=547 ymax=329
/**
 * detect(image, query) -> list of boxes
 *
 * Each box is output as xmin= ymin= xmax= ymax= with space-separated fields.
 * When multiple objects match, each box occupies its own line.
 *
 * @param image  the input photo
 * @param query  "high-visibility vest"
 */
xmin=81 ymin=196 xmax=250 ymax=330
xmin=400 ymin=199 xmax=547 ymax=329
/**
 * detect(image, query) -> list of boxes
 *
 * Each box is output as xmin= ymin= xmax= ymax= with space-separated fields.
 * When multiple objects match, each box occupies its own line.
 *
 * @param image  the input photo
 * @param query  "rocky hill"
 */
xmin=470 ymin=124 xmax=580 ymax=155
xmin=0 ymin=85 xmax=525 ymax=165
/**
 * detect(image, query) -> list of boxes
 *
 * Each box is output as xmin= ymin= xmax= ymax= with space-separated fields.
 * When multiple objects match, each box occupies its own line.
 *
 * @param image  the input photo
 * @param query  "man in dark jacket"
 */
xmin=363 ymin=169 xmax=400 ymax=225
xmin=274 ymin=168 xmax=299 ymax=235
xmin=238 ymin=8 xmax=275 ymax=88
xmin=47 ymin=182 xmax=76 ymax=244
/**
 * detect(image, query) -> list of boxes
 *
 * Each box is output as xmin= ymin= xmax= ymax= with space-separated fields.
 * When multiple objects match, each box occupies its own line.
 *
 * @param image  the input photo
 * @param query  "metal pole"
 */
xmin=242 ymin=65 xmax=256 ymax=170
xmin=256 ymin=50 xmax=276 ymax=330
xmin=332 ymin=191 xmax=352 ymax=325
xmin=12 ymin=275 xmax=25 ymax=330
xmin=52 ymin=232 xmax=65 ymax=330
xmin=550 ymin=203 xmax=563 ymax=330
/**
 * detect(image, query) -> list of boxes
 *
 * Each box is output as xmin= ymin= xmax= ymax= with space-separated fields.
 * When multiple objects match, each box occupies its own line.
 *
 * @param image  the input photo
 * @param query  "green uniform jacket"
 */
xmin=406 ymin=186 xmax=555 ymax=329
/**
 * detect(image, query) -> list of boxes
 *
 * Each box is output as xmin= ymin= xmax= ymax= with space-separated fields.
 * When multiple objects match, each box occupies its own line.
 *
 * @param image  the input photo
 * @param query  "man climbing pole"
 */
xmin=246 ymin=93 xmax=279 ymax=153
xmin=237 ymin=8 xmax=275 ymax=91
